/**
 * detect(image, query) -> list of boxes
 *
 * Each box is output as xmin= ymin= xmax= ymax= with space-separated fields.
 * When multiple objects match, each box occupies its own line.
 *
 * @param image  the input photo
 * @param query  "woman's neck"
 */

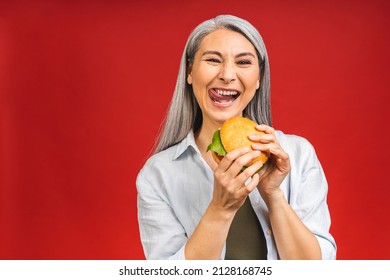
xmin=195 ymin=119 xmax=222 ymax=170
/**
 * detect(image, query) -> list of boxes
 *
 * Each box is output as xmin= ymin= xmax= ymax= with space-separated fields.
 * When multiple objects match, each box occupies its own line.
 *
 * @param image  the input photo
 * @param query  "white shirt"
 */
xmin=136 ymin=130 xmax=336 ymax=260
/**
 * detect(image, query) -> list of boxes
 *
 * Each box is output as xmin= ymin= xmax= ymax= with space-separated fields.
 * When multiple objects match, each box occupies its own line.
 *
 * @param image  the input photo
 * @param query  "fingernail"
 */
xmin=243 ymin=146 xmax=250 ymax=152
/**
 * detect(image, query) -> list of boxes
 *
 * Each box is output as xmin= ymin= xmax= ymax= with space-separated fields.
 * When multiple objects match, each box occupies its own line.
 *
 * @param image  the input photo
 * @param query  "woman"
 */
xmin=136 ymin=15 xmax=336 ymax=260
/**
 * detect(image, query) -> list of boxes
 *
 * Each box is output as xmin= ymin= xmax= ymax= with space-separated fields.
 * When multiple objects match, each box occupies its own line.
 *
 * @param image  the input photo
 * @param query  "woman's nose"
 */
xmin=218 ymin=62 xmax=236 ymax=84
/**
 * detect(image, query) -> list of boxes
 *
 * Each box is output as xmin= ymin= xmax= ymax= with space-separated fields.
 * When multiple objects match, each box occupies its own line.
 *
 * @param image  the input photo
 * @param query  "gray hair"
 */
xmin=154 ymin=15 xmax=271 ymax=154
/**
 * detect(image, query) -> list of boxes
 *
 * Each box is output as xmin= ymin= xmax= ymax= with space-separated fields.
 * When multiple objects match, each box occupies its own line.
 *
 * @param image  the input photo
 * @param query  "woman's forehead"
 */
xmin=197 ymin=29 xmax=257 ymax=57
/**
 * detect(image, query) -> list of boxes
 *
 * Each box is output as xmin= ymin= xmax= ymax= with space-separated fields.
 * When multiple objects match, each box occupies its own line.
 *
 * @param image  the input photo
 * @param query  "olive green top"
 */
xmin=225 ymin=197 xmax=268 ymax=260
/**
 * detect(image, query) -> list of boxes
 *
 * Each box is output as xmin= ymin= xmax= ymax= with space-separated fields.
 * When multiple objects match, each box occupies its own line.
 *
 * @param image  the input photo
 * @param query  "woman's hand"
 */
xmin=186 ymin=146 xmax=263 ymax=260
xmin=210 ymin=146 xmax=263 ymax=215
xmin=249 ymin=125 xmax=291 ymax=203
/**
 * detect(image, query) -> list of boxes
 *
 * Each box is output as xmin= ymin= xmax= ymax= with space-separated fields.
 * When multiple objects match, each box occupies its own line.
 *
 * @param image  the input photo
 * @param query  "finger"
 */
xmin=218 ymin=146 xmax=250 ymax=172
xmin=256 ymin=145 xmax=290 ymax=173
xmin=245 ymin=173 xmax=259 ymax=193
xmin=269 ymin=146 xmax=289 ymax=161
xmin=256 ymin=143 xmax=288 ymax=161
xmin=227 ymin=150 xmax=262 ymax=176
xmin=234 ymin=160 xmax=264 ymax=187
xmin=236 ymin=172 xmax=260 ymax=198
xmin=251 ymin=143 xmax=269 ymax=152
xmin=252 ymin=142 xmax=279 ymax=155
xmin=269 ymin=147 xmax=290 ymax=172
xmin=248 ymin=132 xmax=274 ymax=143
xmin=255 ymin=124 xmax=275 ymax=134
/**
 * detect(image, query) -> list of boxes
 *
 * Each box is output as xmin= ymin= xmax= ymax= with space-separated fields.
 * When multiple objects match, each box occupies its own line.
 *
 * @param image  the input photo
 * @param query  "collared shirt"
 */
xmin=136 ymin=130 xmax=337 ymax=260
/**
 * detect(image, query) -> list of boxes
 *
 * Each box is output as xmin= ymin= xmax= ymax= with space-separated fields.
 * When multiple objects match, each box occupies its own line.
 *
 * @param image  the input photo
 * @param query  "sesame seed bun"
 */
xmin=219 ymin=116 xmax=269 ymax=166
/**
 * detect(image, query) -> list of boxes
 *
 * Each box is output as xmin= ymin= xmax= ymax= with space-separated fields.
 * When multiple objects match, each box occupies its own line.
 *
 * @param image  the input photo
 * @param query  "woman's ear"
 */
xmin=187 ymin=69 xmax=193 ymax=85
xmin=187 ymin=62 xmax=193 ymax=84
xmin=256 ymin=79 xmax=260 ymax=89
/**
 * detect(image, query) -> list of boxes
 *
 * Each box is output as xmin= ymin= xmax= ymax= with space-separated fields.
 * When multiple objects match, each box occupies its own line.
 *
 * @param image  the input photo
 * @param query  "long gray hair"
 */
xmin=154 ymin=15 xmax=271 ymax=154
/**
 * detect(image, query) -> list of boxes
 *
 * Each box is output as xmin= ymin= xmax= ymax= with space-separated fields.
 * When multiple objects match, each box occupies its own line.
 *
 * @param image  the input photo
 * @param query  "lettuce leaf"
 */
xmin=206 ymin=130 xmax=227 ymax=156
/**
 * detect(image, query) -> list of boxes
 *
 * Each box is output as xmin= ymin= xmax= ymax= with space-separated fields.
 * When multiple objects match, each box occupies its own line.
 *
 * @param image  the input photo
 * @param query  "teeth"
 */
xmin=215 ymin=89 xmax=238 ymax=96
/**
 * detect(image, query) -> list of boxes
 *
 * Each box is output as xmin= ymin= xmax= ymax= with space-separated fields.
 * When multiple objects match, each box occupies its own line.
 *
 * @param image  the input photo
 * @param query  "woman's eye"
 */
xmin=206 ymin=58 xmax=221 ymax=63
xmin=237 ymin=60 xmax=252 ymax=65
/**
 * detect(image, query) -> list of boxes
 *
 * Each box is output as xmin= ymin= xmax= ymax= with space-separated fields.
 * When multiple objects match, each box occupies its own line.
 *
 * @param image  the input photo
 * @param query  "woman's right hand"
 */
xmin=210 ymin=146 xmax=264 ymax=215
xmin=186 ymin=146 xmax=263 ymax=259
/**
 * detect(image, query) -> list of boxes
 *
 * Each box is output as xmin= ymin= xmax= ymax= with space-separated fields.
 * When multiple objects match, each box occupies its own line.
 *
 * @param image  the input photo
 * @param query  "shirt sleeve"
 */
xmin=136 ymin=161 xmax=188 ymax=260
xmin=286 ymin=136 xmax=337 ymax=260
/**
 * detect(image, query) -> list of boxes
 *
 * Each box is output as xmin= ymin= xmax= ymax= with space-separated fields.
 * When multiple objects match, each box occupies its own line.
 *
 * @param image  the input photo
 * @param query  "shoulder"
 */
xmin=136 ymin=131 xmax=197 ymax=189
xmin=137 ymin=144 xmax=178 ymax=180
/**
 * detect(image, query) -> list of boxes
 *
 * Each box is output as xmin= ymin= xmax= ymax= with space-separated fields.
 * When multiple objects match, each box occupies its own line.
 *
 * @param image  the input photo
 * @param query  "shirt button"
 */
xmin=266 ymin=229 xmax=272 ymax=235
xmin=253 ymin=200 xmax=259 ymax=206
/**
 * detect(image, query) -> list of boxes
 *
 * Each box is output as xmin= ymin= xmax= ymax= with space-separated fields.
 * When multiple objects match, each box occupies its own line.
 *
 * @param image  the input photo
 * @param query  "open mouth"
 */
xmin=209 ymin=89 xmax=240 ymax=104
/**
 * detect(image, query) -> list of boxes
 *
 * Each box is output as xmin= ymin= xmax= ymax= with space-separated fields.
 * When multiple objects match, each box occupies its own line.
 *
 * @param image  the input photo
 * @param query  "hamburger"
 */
xmin=206 ymin=116 xmax=269 ymax=167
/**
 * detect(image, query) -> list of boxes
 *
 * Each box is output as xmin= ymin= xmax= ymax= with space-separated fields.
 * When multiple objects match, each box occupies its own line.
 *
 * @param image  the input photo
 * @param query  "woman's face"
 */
xmin=188 ymin=28 xmax=260 ymax=128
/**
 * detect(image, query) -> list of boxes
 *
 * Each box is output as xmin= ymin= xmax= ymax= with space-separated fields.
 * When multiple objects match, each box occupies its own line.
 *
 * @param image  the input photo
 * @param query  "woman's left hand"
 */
xmin=249 ymin=124 xmax=290 ymax=202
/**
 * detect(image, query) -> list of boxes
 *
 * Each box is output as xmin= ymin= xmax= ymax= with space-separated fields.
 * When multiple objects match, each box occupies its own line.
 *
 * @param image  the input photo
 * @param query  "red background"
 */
xmin=1 ymin=0 xmax=389 ymax=259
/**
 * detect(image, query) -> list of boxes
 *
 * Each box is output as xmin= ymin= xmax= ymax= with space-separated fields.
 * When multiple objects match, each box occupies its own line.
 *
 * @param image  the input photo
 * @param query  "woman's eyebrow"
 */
xmin=201 ymin=50 xmax=256 ymax=58
xmin=201 ymin=50 xmax=223 ymax=57
xmin=236 ymin=52 xmax=256 ymax=58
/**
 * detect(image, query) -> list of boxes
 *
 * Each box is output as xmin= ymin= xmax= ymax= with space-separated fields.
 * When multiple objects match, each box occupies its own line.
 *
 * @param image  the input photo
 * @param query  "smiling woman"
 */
xmin=136 ymin=14 xmax=336 ymax=260
xmin=187 ymin=29 xmax=260 ymax=121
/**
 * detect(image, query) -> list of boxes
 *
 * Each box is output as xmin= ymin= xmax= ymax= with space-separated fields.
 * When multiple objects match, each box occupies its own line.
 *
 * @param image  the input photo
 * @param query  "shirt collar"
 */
xmin=173 ymin=130 xmax=200 ymax=160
